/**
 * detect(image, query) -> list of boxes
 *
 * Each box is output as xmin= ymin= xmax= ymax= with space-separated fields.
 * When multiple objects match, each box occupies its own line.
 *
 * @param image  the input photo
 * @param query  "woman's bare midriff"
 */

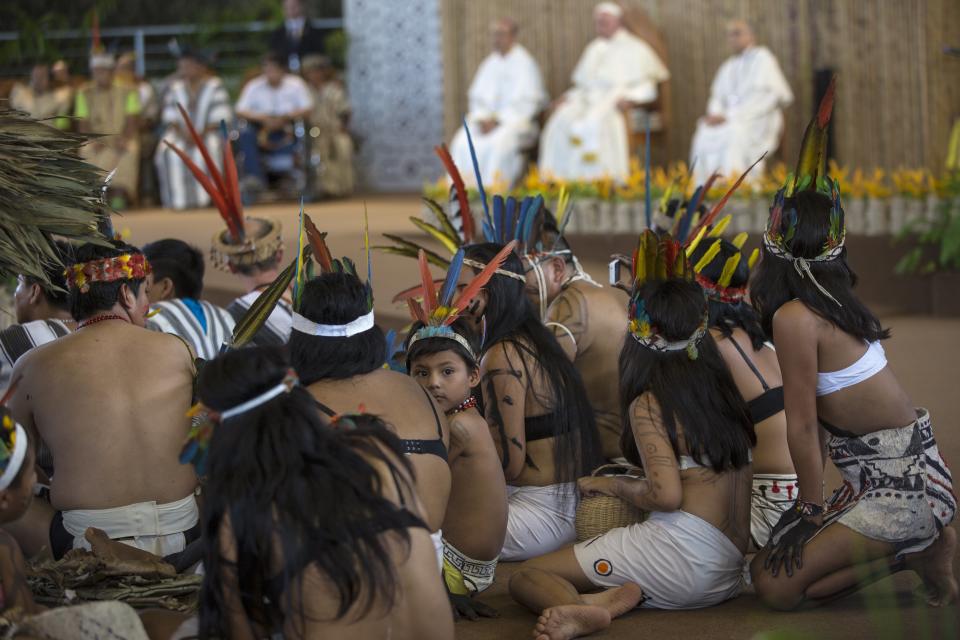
xmin=512 ymin=436 xmax=560 ymax=487
xmin=678 ymin=464 xmax=753 ymax=554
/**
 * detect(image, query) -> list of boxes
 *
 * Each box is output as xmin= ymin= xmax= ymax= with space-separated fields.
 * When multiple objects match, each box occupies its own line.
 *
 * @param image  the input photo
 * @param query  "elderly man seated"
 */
xmin=538 ymin=2 xmax=669 ymax=182
xmin=235 ymin=53 xmax=313 ymax=196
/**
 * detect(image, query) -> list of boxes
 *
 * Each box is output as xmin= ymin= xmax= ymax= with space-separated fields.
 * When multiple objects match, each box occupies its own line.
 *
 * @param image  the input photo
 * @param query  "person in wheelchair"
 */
xmin=235 ymin=52 xmax=313 ymax=198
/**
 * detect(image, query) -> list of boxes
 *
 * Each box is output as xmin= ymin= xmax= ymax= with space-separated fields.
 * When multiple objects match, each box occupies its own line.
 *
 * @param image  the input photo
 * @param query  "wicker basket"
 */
xmin=575 ymin=464 xmax=648 ymax=542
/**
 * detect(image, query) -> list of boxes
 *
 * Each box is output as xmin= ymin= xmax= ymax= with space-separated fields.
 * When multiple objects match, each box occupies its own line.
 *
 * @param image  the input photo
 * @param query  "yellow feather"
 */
xmin=708 ymin=214 xmax=732 ymax=237
xmin=685 ymin=225 xmax=708 ymax=258
xmin=748 ymin=247 xmax=760 ymax=269
xmin=732 ymin=232 xmax=748 ymax=249
xmin=718 ymin=253 xmax=741 ymax=287
xmin=694 ymin=239 xmax=722 ymax=274
xmin=409 ymin=217 xmax=460 ymax=255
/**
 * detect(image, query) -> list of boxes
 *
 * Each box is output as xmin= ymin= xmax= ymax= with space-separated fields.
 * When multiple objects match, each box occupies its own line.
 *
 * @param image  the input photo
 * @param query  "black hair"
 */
xmin=538 ymin=209 xmax=574 ymax=265
xmin=197 ymin=346 xmax=417 ymax=638
xmin=289 ymin=272 xmax=386 ymax=383
xmin=262 ymin=52 xmax=287 ymax=69
xmin=688 ymin=238 xmax=766 ymax=350
xmin=405 ymin=317 xmax=480 ymax=372
xmin=618 ymin=279 xmax=755 ymax=473
xmin=68 ymin=239 xmax=144 ymax=321
xmin=232 ymin=252 xmax=282 ymax=277
xmin=750 ymin=190 xmax=889 ymax=342
xmin=463 ymin=243 xmax=600 ymax=483
xmin=142 ymin=239 xmax=205 ymax=300
xmin=25 ymin=240 xmax=74 ymax=311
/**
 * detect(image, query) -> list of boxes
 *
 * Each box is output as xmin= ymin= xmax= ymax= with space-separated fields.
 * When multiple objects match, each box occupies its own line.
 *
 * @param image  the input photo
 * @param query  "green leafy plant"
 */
xmin=895 ymin=172 xmax=960 ymax=275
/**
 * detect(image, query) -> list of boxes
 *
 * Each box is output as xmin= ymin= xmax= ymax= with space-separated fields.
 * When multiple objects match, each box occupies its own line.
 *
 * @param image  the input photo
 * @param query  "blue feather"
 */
xmin=678 ymin=186 xmax=702 ymax=242
xmin=493 ymin=196 xmax=505 ymax=244
xmin=463 ymin=119 xmax=491 ymax=228
xmin=512 ymin=197 xmax=526 ymax=242
xmin=482 ymin=220 xmax=494 ymax=243
xmin=440 ymin=250 xmax=464 ymax=307
xmin=504 ymin=197 xmax=517 ymax=243
xmin=220 ymin=119 xmax=228 ymax=140
xmin=522 ymin=195 xmax=543 ymax=246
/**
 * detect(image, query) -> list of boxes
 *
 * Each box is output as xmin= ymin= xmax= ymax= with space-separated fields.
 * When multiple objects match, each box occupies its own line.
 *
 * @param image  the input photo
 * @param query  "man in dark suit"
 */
xmin=269 ymin=0 xmax=326 ymax=72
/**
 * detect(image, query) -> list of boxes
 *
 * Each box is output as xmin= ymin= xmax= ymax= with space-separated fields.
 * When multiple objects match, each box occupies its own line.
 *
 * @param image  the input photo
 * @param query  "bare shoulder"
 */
xmin=628 ymin=391 xmax=663 ymax=425
xmin=480 ymin=340 xmax=520 ymax=370
xmin=772 ymin=299 xmax=821 ymax=330
xmin=451 ymin=409 xmax=489 ymax=439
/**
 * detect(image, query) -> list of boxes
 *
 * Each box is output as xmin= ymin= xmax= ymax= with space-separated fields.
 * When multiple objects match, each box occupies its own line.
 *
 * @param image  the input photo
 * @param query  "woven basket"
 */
xmin=575 ymin=464 xmax=648 ymax=542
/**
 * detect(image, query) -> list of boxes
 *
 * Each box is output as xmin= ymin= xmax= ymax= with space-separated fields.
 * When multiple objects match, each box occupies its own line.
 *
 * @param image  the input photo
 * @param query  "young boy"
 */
xmin=0 ymin=407 xmax=41 ymax=616
xmin=406 ymin=319 xmax=507 ymax=618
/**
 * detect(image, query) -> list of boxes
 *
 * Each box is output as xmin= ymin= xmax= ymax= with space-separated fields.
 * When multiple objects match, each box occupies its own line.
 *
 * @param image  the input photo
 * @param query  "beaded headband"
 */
xmin=689 ymin=229 xmax=760 ymax=306
xmin=407 ymin=325 xmax=477 ymax=362
xmin=64 ymin=253 xmax=152 ymax=293
xmin=0 ymin=413 xmax=28 ymax=491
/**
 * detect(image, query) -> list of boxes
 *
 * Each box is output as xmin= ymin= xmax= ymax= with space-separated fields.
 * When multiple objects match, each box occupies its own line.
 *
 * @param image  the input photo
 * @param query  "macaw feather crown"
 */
xmin=64 ymin=253 xmax=152 ymax=293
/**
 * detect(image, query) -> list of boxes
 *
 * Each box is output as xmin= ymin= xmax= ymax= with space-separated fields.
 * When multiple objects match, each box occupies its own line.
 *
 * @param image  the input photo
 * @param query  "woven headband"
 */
xmin=407 ymin=325 xmax=477 ymax=362
xmin=695 ymin=272 xmax=746 ymax=304
xmin=65 ymin=254 xmax=152 ymax=293
xmin=291 ymin=310 xmax=375 ymax=338
xmin=462 ymin=258 xmax=526 ymax=282
xmin=762 ymin=231 xmax=845 ymax=307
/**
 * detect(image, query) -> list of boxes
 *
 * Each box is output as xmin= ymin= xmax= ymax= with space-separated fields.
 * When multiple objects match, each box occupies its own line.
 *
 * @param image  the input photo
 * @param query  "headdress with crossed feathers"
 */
xmin=762 ymin=75 xmax=844 ymax=306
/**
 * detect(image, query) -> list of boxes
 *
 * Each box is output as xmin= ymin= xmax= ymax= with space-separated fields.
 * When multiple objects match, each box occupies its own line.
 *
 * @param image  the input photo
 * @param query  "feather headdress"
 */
xmin=763 ymin=75 xmax=845 ymax=306
xmin=406 ymin=241 xmax=517 ymax=361
xmin=689 ymin=230 xmax=758 ymax=305
xmin=0 ymin=395 xmax=29 ymax=491
xmin=627 ymin=231 xmax=707 ymax=360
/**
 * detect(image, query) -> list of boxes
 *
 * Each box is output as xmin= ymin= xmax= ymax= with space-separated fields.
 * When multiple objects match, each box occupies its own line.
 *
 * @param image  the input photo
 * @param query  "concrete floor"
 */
xmin=116 ymin=197 xmax=960 ymax=639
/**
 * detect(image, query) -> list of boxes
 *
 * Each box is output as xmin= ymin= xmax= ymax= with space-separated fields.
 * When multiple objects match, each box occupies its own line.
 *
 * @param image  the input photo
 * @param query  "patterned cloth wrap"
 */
xmin=774 ymin=408 xmax=956 ymax=557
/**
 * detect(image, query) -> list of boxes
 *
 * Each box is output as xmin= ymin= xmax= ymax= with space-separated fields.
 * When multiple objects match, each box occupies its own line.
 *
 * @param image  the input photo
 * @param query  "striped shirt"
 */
xmin=146 ymin=299 xmax=236 ymax=360
xmin=227 ymin=290 xmax=294 ymax=347
xmin=0 ymin=319 xmax=72 ymax=389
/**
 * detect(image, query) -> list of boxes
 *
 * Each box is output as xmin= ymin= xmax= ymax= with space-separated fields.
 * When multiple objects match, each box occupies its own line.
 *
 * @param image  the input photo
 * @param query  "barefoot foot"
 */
xmin=580 ymin=582 xmax=644 ymax=618
xmin=531 ymin=604 xmax=611 ymax=640
xmin=909 ymin=526 xmax=958 ymax=607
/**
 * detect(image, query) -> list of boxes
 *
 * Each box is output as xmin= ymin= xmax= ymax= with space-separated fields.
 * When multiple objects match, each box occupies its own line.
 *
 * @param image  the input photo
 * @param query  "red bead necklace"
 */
xmin=446 ymin=395 xmax=478 ymax=417
xmin=77 ymin=314 xmax=130 ymax=330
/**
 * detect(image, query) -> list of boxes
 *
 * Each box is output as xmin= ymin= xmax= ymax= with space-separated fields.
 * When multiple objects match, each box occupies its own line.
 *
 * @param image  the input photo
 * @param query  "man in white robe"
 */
xmin=449 ymin=19 xmax=546 ymax=188
xmin=538 ymin=2 xmax=669 ymax=182
xmin=689 ymin=20 xmax=793 ymax=183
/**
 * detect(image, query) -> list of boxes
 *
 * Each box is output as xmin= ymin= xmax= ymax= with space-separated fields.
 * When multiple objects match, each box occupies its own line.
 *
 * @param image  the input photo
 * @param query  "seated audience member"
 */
xmin=143 ymin=239 xmax=235 ymax=359
xmin=689 ymin=232 xmax=796 ymax=550
xmin=75 ymin=53 xmax=141 ymax=208
xmin=10 ymin=62 xmax=71 ymax=128
xmin=689 ymin=20 xmax=792 ymax=183
xmin=509 ymin=233 xmax=755 ymax=639
xmin=0 ymin=407 xmax=43 ymax=616
xmin=461 ymin=243 xmax=601 ymax=562
xmin=155 ymin=49 xmax=234 ymax=210
xmin=234 ymin=53 xmax=313 ymax=193
xmin=288 ymin=261 xmax=451 ymax=568
xmin=1 ymin=241 xmax=76 ymax=390
xmin=749 ymin=84 xmax=956 ymax=609
xmin=170 ymin=346 xmax=453 ymax=639
xmin=538 ymin=2 xmax=669 ymax=181
xmin=7 ymin=240 xmax=198 ymax=559
xmin=520 ymin=210 xmax=627 ymax=461
xmin=403 ymin=252 xmax=508 ymax=615
xmin=302 ymin=55 xmax=355 ymax=198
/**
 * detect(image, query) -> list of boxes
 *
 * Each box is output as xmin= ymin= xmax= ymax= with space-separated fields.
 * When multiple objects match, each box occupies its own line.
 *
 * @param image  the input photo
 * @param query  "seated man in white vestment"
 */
xmin=689 ymin=20 xmax=793 ymax=183
xmin=449 ymin=18 xmax=547 ymax=188
xmin=538 ymin=2 xmax=669 ymax=182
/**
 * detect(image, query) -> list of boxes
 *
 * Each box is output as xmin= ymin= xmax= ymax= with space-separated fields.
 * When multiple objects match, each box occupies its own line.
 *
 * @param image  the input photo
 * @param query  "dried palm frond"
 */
xmin=0 ymin=107 xmax=109 ymax=287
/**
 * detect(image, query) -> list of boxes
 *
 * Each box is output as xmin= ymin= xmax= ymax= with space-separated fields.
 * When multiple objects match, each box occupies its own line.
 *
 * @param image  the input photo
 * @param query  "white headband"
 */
xmin=292 ymin=310 xmax=375 ymax=338
xmin=594 ymin=2 xmax=623 ymax=18
xmin=220 ymin=374 xmax=299 ymax=421
xmin=0 ymin=424 xmax=28 ymax=491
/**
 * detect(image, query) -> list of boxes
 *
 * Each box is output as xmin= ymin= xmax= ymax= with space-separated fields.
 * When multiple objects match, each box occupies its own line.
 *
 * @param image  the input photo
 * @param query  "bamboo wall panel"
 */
xmin=440 ymin=0 xmax=960 ymax=173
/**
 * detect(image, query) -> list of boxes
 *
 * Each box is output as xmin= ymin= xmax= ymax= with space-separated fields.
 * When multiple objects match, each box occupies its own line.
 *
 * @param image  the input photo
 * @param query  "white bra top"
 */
xmin=816 ymin=341 xmax=887 ymax=397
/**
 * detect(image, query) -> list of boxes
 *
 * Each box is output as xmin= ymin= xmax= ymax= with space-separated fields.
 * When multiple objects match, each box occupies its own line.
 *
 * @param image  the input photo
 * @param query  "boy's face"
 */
xmin=410 ymin=350 xmax=480 ymax=413
xmin=0 ymin=446 xmax=36 ymax=523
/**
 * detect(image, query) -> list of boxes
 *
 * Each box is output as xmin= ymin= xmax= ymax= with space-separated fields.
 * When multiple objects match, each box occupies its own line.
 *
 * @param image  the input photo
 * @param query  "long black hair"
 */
xmin=464 ymin=243 xmax=600 ymax=483
xmin=289 ymin=272 xmax=386 ymax=383
xmin=750 ymin=190 xmax=889 ymax=342
xmin=197 ymin=346 xmax=417 ymax=638
xmin=618 ymin=279 xmax=755 ymax=473
xmin=688 ymin=238 xmax=766 ymax=350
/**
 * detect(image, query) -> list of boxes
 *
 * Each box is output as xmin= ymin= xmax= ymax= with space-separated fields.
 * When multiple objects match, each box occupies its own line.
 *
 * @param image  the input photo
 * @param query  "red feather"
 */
xmin=691 ymin=153 xmax=766 ymax=239
xmin=817 ymin=75 xmax=837 ymax=129
xmin=221 ymin=135 xmax=244 ymax=239
xmin=176 ymin=104 xmax=228 ymax=197
xmin=303 ymin=214 xmax=334 ymax=272
xmin=164 ymin=141 xmax=238 ymax=239
xmin=407 ymin=298 xmax=428 ymax=325
xmin=434 ymin=144 xmax=475 ymax=242
xmin=392 ymin=279 xmax=446 ymax=303
xmin=450 ymin=240 xmax=517 ymax=319
xmin=418 ymin=250 xmax=438 ymax=316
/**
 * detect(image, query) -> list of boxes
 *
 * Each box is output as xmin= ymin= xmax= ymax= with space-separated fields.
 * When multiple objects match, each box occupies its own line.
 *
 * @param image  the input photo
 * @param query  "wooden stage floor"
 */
xmin=116 ymin=197 xmax=960 ymax=639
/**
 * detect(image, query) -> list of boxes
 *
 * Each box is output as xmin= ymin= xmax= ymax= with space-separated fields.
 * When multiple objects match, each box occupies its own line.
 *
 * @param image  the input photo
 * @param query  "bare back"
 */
xmin=546 ymin=282 xmax=628 ymax=460
xmin=10 ymin=322 xmax=197 ymax=510
xmin=306 ymin=368 xmax=451 ymax=531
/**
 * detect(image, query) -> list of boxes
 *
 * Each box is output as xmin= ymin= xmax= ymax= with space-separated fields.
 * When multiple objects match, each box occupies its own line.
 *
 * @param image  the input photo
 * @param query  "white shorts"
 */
xmin=443 ymin=538 xmax=498 ymax=594
xmin=574 ymin=510 xmax=745 ymax=610
xmin=750 ymin=474 xmax=799 ymax=550
xmin=430 ymin=529 xmax=444 ymax=573
xmin=500 ymin=483 xmax=578 ymax=561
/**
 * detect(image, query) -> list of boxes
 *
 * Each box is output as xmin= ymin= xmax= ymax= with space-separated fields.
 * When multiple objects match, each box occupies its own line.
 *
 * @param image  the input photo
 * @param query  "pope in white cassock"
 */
xmin=538 ymin=2 xmax=669 ymax=182
xmin=689 ymin=20 xmax=793 ymax=183
xmin=450 ymin=19 xmax=547 ymax=188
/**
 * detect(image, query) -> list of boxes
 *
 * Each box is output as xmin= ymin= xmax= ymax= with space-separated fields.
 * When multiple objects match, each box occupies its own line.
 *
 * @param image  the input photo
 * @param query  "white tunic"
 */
xmin=689 ymin=46 xmax=793 ymax=183
xmin=450 ymin=44 xmax=547 ymax=188
xmin=539 ymin=29 xmax=669 ymax=181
